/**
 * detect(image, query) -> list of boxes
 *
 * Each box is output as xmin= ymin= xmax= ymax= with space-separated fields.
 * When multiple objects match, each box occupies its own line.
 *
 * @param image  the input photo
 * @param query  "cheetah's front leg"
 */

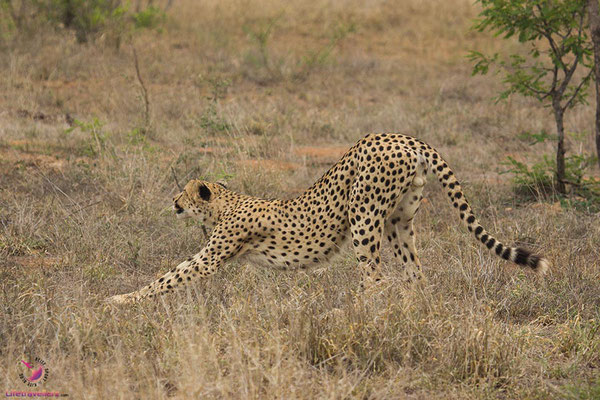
xmin=107 ymin=233 xmax=243 ymax=304
xmin=107 ymin=252 xmax=207 ymax=304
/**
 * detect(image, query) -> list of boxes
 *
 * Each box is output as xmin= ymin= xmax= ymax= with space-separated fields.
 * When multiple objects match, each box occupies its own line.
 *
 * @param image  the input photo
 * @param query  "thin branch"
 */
xmin=170 ymin=166 xmax=183 ymax=191
xmin=576 ymin=9 xmax=585 ymax=40
xmin=65 ymin=200 xmax=102 ymax=219
xmin=558 ymin=10 xmax=587 ymax=96
xmin=554 ymin=22 xmax=572 ymax=41
xmin=563 ymin=70 xmax=593 ymax=111
xmin=556 ymin=9 xmax=581 ymax=63
xmin=132 ymin=46 xmax=151 ymax=130
xmin=535 ymin=4 xmax=565 ymax=72
xmin=518 ymin=80 xmax=550 ymax=99
xmin=558 ymin=38 xmax=581 ymax=96
xmin=560 ymin=10 xmax=577 ymax=40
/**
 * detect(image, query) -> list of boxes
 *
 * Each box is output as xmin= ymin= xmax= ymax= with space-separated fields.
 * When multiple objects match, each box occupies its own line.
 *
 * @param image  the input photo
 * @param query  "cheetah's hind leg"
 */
xmin=384 ymin=161 xmax=427 ymax=283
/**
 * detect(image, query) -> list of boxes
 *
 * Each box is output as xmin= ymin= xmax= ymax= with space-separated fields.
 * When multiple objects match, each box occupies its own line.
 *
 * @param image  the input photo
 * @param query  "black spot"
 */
xmin=495 ymin=243 xmax=503 ymax=255
xmin=475 ymin=226 xmax=483 ymax=236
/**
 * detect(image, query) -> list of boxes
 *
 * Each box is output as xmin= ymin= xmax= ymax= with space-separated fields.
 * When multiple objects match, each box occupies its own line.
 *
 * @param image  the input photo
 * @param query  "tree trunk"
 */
xmin=61 ymin=0 xmax=76 ymax=28
xmin=553 ymin=99 xmax=567 ymax=194
xmin=588 ymin=0 xmax=600 ymax=170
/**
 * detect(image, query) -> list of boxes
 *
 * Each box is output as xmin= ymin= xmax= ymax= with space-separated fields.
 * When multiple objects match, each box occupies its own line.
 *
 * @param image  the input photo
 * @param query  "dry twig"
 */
xmin=132 ymin=46 xmax=151 ymax=130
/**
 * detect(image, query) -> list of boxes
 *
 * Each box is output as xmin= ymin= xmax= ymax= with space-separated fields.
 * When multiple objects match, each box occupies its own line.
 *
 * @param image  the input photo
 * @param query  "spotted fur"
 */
xmin=107 ymin=133 xmax=549 ymax=304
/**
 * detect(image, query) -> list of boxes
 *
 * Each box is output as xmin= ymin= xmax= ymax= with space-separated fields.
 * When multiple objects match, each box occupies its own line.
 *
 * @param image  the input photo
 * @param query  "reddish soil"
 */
xmin=237 ymin=159 xmax=301 ymax=171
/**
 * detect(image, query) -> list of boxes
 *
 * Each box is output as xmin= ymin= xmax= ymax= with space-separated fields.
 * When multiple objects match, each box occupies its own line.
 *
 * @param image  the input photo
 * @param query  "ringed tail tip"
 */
xmin=514 ymin=247 xmax=549 ymax=275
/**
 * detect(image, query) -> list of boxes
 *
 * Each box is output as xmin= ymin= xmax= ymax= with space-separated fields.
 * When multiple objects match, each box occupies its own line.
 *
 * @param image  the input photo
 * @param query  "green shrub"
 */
xmin=46 ymin=0 xmax=126 ymax=43
xmin=64 ymin=117 xmax=109 ymax=157
xmin=296 ymin=22 xmax=356 ymax=80
xmin=242 ymin=16 xmax=355 ymax=84
xmin=243 ymin=15 xmax=284 ymax=84
xmin=0 ymin=2 xmax=16 ymax=43
xmin=198 ymin=76 xmax=231 ymax=135
xmin=0 ymin=0 xmax=166 ymax=46
xmin=132 ymin=5 xmax=165 ymax=30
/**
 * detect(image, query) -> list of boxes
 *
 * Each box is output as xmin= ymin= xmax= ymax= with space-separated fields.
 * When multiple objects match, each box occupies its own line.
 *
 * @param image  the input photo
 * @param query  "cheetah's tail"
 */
xmin=415 ymin=140 xmax=549 ymax=275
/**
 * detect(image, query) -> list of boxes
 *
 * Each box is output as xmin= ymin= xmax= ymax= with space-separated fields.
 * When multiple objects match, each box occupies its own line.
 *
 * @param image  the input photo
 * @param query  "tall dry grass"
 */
xmin=1 ymin=0 xmax=599 ymax=398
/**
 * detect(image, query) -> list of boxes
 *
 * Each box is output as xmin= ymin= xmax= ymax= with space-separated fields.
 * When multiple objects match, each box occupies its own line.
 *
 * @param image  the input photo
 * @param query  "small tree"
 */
xmin=588 ymin=0 xmax=600 ymax=169
xmin=469 ymin=0 xmax=593 ymax=194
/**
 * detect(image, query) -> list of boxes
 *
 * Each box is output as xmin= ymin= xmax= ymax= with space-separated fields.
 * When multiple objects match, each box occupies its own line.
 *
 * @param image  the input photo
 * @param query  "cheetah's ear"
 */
xmin=198 ymin=183 xmax=212 ymax=201
xmin=215 ymin=179 xmax=228 ymax=189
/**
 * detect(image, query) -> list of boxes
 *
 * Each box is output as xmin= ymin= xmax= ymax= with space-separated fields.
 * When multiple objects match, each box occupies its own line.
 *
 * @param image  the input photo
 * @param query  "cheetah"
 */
xmin=107 ymin=133 xmax=549 ymax=304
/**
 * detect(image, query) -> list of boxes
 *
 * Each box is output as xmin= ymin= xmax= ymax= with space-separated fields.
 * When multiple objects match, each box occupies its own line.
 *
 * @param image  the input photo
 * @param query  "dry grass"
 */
xmin=1 ymin=0 xmax=599 ymax=398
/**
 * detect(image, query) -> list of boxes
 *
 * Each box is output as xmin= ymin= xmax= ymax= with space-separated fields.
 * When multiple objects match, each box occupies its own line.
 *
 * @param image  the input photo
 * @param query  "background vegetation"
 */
xmin=0 ymin=0 xmax=599 ymax=398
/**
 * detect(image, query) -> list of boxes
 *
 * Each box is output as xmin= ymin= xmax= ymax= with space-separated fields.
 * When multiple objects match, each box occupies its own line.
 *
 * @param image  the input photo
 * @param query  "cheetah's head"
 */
xmin=172 ymin=180 xmax=225 ymax=227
